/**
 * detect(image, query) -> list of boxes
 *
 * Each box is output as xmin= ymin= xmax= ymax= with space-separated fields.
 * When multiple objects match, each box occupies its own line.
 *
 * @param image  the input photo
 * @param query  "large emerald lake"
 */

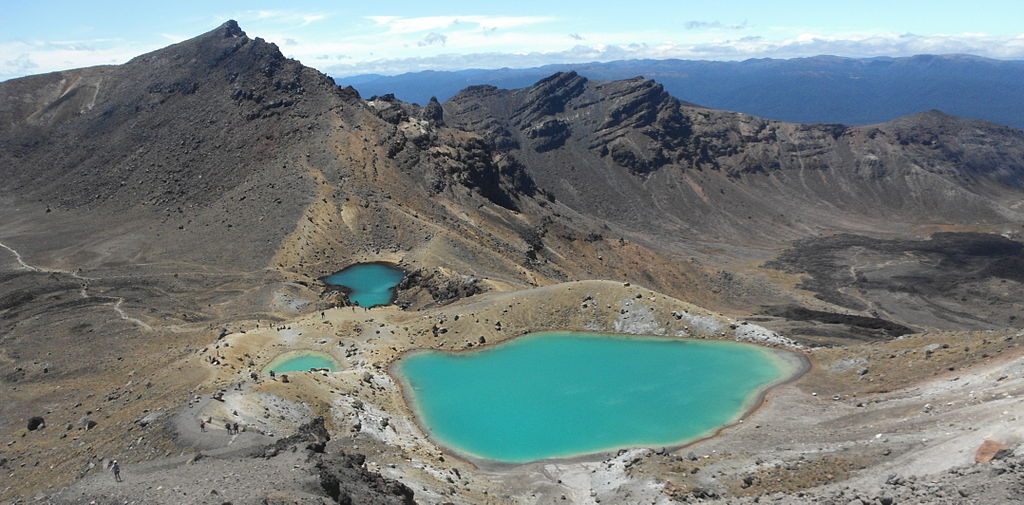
xmin=323 ymin=262 xmax=405 ymax=307
xmin=397 ymin=332 xmax=799 ymax=463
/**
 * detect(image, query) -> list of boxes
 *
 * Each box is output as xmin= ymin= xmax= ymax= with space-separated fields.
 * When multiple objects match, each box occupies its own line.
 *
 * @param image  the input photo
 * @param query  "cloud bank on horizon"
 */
xmin=2 ymin=1 xmax=1024 ymax=81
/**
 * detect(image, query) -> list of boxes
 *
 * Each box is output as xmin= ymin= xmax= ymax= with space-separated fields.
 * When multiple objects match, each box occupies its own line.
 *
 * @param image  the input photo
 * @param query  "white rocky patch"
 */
xmin=733 ymin=323 xmax=803 ymax=349
xmin=830 ymin=357 xmax=869 ymax=373
xmin=614 ymin=299 xmax=665 ymax=335
xmin=272 ymin=292 xmax=311 ymax=312
xmin=672 ymin=310 xmax=726 ymax=335
xmin=547 ymin=449 xmax=672 ymax=505
xmin=331 ymin=372 xmax=426 ymax=451
xmin=213 ymin=391 xmax=313 ymax=436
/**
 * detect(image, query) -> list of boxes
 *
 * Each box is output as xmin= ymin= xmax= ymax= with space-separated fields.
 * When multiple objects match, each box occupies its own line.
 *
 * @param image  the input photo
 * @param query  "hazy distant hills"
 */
xmin=336 ymin=55 xmax=1024 ymax=129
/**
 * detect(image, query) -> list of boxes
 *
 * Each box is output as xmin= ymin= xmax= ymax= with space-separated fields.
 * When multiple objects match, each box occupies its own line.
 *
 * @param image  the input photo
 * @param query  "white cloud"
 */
xmin=301 ymin=15 xmax=327 ymax=26
xmin=4 ymin=21 xmax=1023 ymax=84
xmin=366 ymin=15 xmax=554 ymax=34
xmin=325 ymin=31 xmax=1024 ymax=76
xmin=0 ymin=39 xmax=164 ymax=81
xmin=684 ymin=20 xmax=748 ymax=30
xmin=418 ymin=33 xmax=447 ymax=47
xmin=224 ymin=9 xmax=329 ymax=28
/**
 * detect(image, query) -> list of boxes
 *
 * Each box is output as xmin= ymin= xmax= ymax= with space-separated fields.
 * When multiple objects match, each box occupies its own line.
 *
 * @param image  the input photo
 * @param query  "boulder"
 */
xmin=974 ymin=439 xmax=1010 ymax=464
xmin=317 ymin=452 xmax=416 ymax=505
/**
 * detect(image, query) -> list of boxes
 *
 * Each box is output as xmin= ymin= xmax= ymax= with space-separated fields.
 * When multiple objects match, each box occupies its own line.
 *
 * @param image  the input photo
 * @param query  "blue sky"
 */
xmin=2 ymin=1 xmax=1023 ymax=80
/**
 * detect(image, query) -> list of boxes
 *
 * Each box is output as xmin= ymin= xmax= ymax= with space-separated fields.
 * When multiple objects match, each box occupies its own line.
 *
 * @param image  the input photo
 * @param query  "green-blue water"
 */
xmin=323 ymin=263 xmax=405 ymax=307
xmin=265 ymin=352 xmax=340 ymax=374
xmin=397 ymin=332 xmax=793 ymax=463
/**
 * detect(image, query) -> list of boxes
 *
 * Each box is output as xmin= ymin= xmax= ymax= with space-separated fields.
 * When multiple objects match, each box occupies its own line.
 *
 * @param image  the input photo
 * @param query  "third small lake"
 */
xmin=323 ymin=262 xmax=405 ymax=308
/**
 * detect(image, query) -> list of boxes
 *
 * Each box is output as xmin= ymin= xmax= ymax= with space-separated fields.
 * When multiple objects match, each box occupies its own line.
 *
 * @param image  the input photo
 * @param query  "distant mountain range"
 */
xmin=335 ymin=55 xmax=1024 ymax=129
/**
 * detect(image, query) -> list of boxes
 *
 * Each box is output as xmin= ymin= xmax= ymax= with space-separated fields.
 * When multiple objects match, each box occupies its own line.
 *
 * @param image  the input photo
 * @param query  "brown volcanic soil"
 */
xmin=11 ymin=279 xmax=1023 ymax=505
xmin=1 ymin=20 xmax=1024 ymax=505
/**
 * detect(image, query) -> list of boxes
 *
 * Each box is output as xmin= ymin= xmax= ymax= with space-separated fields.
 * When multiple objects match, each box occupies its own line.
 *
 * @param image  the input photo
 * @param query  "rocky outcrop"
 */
xmin=366 ymin=93 xmax=536 ymax=211
xmin=396 ymin=267 xmax=486 ymax=307
xmin=261 ymin=417 xmax=329 ymax=458
xmin=512 ymin=71 xmax=588 ymax=124
xmin=421 ymin=96 xmax=444 ymax=125
xmin=448 ymin=72 xmax=695 ymax=175
xmin=444 ymin=71 xmax=1024 ymax=243
xmin=317 ymin=452 xmax=416 ymax=505
xmin=261 ymin=418 xmax=416 ymax=504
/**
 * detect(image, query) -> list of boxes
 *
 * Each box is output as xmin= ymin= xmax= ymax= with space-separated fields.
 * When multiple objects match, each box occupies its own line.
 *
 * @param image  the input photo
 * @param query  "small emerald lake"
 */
xmin=396 ymin=332 xmax=802 ymax=463
xmin=323 ymin=262 xmax=405 ymax=308
xmin=264 ymin=352 xmax=340 ymax=374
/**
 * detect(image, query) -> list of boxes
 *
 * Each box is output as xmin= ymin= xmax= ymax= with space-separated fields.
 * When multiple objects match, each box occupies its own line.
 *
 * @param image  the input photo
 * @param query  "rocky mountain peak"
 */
xmin=219 ymin=19 xmax=245 ymax=38
xmin=125 ymin=19 xmax=286 ymax=72
xmin=512 ymin=71 xmax=589 ymax=124
xmin=532 ymin=70 xmax=587 ymax=89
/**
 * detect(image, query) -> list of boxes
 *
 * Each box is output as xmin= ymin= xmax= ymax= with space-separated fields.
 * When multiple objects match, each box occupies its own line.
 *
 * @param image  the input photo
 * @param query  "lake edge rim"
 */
xmin=388 ymin=329 xmax=811 ymax=468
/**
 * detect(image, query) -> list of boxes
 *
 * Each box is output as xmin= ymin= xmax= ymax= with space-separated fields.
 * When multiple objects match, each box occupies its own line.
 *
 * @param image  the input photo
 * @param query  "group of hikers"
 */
xmin=106 ymin=414 xmax=244 ymax=483
xmin=198 ymin=418 xmax=241 ymax=434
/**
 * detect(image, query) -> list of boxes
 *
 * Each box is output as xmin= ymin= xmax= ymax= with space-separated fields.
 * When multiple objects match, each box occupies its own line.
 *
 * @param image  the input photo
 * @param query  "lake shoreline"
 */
xmin=388 ymin=330 xmax=811 ymax=469
xmin=262 ymin=349 xmax=342 ymax=375
xmin=320 ymin=261 xmax=405 ymax=308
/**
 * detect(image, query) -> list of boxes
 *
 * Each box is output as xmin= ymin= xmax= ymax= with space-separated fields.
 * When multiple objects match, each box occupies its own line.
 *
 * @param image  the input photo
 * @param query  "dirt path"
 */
xmin=0 ymin=240 xmax=40 ymax=271
xmin=0 ymin=237 xmax=153 ymax=331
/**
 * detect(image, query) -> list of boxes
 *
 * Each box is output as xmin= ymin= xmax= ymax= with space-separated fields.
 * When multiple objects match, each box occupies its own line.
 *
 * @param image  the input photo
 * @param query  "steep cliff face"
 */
xmin=448 ymin=71 xmax=694 ymax=175
xmin=445 ymin=72 xmax=1024 ymax=242
xmin=362 ymin=93 xmax=535 ymax=211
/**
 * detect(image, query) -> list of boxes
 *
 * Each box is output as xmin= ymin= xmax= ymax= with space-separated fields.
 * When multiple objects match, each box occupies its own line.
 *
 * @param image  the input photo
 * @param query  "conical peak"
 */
xmin=218 ymin=20 xmax=245 ymax=38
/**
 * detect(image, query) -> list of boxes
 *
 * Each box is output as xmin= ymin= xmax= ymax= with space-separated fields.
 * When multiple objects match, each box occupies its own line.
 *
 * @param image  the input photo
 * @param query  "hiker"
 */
xmin=269 ymin=370 xmax=276 ymax=379
xmin=224 ymin=422 xmax=232 ymax=433
xmin=110 ymin=460 xmax=122 ymax=482
xmin=199 ymin=419 xmax=206 ymax=432
xmin=232 ymin=422 xmax=239 ymax=434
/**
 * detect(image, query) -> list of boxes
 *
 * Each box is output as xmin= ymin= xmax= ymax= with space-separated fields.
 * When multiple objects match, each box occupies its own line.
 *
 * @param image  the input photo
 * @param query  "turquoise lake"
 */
xmin=265 ymin=352 xmax=339 ymax=374
xmin=397 ymin=332 xmax=797 ymax=463
xmin=323 ymin=263 xmax=405 ymax=308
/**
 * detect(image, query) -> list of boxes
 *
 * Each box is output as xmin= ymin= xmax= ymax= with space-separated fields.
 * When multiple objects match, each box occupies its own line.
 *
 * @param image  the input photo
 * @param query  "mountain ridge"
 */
xmin=2 ymin=20 xmax=1021 ymax=289
xmin=335 ymin=54 xmax=1024 ymax=128
xmin=444 ymin=69 xmax=1024 ymax=240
